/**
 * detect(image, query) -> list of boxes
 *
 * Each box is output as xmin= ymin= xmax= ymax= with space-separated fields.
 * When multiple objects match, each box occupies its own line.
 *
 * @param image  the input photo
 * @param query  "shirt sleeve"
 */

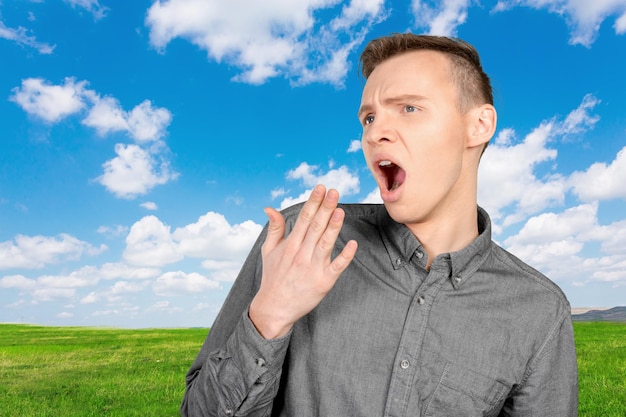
xmin=180 ymin=226 xmax=292 ymax=417
xmin=500 ymin=309 xmax=578 ymax=416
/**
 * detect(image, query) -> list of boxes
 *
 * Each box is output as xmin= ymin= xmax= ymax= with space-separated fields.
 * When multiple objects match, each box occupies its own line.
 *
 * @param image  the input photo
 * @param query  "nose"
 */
xmin=362 ymin=113 xmax=396 ymax=146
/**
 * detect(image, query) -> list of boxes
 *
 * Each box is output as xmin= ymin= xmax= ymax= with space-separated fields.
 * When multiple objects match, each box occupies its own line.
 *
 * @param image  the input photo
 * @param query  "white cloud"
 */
xmin=32 ymin=288 xmax=76 ymax=302
xmin=91 ymin=305 xmax=140 ymax=318
xmin=147 ymin=300 xmax=183 ymax=313
xmin=0 ymin=234 xmax=106 ymax=270
xmin=123 ymin=215 xmax=182 ymax=266
xmin=347 ymin=139 xmax=361 ymax=153
xmin=0 ymin=20 xmax=55 ymax=54
xmin=140 ymin=201 xmax=158 ymax=210
xmin=492 ymin=0 xmax=626 ymax=46
xmin=98 ymin=262 xmax=161 ymax=280
xmin=173 ymin=212 xmax=262 ymax=260
xmin=0 ymin=275 xmax=37 ymax=291
xmin=64 ymin=0 xmax=109 ymax=20
xmin=121 ymin=211 xmax=261 ymax=283
xmin=153 ymin=271 xmax=220 ymax=296
xmin=81 ymin=95 xmax=128 ymax=135
xmin=271 ymin=187 xmax=287 ymax=200
xmin=360 ymin=187 xmax=382 ymax=204
xmin=79 ymin=280 xmax=150 ymax=305
xmin=11 ymin=78 xmax=175 ymax=198
xmin=557 ymin=94 xmax=601 ymax=136
xmin=97 ymin=224 xmax=130 ymax=238
xmin=83 ymin=97 xmax=172 ymax=142
xmin=1 ymin=262 xmax=161 ymax=307
xmin=10 ymin=78 xmax=87 ymax=123
xmin=11 ymin=77 xmax=174 ymax=198
xmin=37 ymin=267 xmax=101 ymax=289
xmin=598 ymin=220 xmax=626 ymax=255
xmin=92 ymin=309 xmax=121 ymax=317
xmin=145 ymin=0 xmax=386 ymax=86
xmin=80 ymin=291 xmax=99 ymax=304
xmin=126 ymin=100 xmax=172 ymax=142
xmin=478 ymin=94 xmax=600 ymax=227
xmin=478 ymin=122 xmax=564 ymax=226
xmin=12 ymin=78 xmax=172 ymax=143
xmin=568 ymin=146 xmax=626 ymax=202
xmin=96 ymin=143 xmax=178 ymax=199
xmin=411 ymin=0 xmax=471 ymax=36
xmin=280 ymin=162 xmax=360 ymax=208
xmin=505 ymin=203 xmax=599 ymax=247
xmin=201 ymin=260 xmax=244 ymax=282
xmin=502 ymin=203 xmax=626 ymax=288
xmin=110 ymin=280 xmax=150 ymax=294
xmin=193 ymin=302 xmax=209 ymax=312
xmin=616 ymin=10 xmax=626 ymax=32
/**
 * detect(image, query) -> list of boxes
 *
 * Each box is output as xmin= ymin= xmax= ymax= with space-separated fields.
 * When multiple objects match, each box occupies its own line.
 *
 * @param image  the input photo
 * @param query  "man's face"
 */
xmin=359 ymin=50 xmax=471 ymax=227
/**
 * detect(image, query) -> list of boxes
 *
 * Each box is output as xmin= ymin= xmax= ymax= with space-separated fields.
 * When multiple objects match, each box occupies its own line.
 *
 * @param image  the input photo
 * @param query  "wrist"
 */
xmin=249 ymin=297 xmax=293 ymax=340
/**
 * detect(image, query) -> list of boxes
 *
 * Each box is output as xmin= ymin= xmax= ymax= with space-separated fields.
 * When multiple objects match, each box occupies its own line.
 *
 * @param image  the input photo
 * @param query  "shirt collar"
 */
xmin=377 ymin=205 xmax=492 ymax=289
xmin=377 ymin=206 xmax=421 ymax=271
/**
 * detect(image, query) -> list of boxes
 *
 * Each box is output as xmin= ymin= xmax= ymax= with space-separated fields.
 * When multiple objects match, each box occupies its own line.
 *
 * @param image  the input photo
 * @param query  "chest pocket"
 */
xmin=424 ymin=362 xmax=509 ymax=417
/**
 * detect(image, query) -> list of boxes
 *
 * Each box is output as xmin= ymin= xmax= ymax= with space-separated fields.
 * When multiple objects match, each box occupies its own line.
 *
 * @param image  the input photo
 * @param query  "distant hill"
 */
xmin=571 ymin=306 xmax=626 ymax=322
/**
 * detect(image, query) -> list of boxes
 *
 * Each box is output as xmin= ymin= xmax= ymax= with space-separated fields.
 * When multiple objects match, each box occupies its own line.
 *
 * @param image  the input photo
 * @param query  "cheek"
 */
xmin=361 ymin=141 xmax=374 ymax=163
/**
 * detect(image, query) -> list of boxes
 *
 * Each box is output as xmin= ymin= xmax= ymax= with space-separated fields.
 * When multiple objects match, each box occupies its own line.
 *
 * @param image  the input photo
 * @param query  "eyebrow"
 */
xmin=357 ymin=94 xmax=428 ymax=119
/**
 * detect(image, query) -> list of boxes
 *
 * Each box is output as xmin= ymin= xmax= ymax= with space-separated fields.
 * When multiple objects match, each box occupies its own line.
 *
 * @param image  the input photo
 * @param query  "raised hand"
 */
xmin=248 ymin=185 xmax=358 ymax=339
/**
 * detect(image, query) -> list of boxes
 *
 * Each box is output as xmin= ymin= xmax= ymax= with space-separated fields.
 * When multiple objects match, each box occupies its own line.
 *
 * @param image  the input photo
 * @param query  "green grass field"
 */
xmin=574 ymin=322 xmax=626 ymax=416
xmin=0 ymin=325 xmax=208 ymax=416
xmin=1 ymin=322 xmax=624 ymax=416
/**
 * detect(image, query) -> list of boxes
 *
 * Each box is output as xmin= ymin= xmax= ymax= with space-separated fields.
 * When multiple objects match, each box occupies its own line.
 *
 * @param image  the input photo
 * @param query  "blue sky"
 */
xmin=1 ymin=0 xmax=626 ymax=328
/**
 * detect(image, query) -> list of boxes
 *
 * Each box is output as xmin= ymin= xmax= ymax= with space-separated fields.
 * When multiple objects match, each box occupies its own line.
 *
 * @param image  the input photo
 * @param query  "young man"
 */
xmin=181 ymin=34 xmax=578 ymax=416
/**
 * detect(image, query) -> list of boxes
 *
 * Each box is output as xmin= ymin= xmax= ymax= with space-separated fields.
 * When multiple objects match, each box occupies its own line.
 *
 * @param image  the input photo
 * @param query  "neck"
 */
xmin=406 ymin=196 xmax=479 ymax=270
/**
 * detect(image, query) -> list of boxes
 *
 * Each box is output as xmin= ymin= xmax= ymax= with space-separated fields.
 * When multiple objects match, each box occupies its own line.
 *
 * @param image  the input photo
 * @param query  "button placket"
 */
xmin=384 ymin=270 xmax=446 ymax=417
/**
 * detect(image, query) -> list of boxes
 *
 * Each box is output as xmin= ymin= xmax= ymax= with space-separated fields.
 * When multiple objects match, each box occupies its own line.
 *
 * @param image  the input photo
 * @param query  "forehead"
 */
xmin=361 ymin=50 xmax=454 ymax=98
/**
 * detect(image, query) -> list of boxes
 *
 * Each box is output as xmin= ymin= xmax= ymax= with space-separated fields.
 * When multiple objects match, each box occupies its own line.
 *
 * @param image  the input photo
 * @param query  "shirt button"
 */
xmin=417 ymin=295 xmax=425 ymax=305
xmin=400 ymin=359 xmax=410 ymax=369
xmin=415 ymin=250 xmax=424 ymax=259
xmin=395 ymin=257 xmax=403 ymax=266
xmin=256 ymin=358 xmax=266 ymax=367
xmin=454 ymin=276 xmax=462 ymax=284
xmin=225 ymin=406 xmax=234 ymax=416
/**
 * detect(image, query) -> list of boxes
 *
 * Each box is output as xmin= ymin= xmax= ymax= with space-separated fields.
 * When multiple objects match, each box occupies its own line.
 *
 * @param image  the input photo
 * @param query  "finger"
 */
xmin=261 ymin=207 xmax=285 ymax=257
xmin=301 ymin=188 xmax=340 ymax=246
xmin=327 ymin=239 xmax=358 ymax=277
xmin=288 ymin=184 xmax=326 ymax=243
xmin=311 ymin=206 xmax=346 ymax=263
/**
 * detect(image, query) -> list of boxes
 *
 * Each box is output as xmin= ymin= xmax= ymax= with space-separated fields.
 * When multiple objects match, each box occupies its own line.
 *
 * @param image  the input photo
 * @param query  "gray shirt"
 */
xmin=181 ymin=204 xmax=578 ymax=416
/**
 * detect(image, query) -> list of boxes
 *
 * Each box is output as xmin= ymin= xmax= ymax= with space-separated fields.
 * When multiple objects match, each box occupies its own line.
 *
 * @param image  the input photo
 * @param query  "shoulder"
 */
xmin=487 ymin=242 xmax=571 ymax=313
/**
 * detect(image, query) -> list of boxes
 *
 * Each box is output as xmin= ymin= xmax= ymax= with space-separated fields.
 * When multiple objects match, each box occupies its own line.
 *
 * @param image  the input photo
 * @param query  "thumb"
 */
xmin=262 ymin=207 xmax=285 ymax=256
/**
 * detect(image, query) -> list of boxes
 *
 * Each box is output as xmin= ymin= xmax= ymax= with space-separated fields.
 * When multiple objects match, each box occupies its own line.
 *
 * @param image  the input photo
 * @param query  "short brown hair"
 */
xmin=360 ymin=33 xmax=493 ymax=114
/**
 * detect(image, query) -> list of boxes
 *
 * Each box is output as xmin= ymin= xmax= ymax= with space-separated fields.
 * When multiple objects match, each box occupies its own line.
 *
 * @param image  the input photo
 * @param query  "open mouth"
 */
xmin=378 ymin=160 xmax=406 ymax=191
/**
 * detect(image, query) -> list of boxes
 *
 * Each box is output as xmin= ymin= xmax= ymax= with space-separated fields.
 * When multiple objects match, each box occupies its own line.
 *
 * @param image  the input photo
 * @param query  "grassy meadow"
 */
xmin=1 ymin=322 xmax=625 ymax=416
xmin=0 ymin=325 xmax=208 ymax=416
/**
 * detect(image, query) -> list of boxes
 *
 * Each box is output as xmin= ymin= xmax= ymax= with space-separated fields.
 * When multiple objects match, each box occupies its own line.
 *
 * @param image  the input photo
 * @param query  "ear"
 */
xmin=466 ymin=104 xmax=497 ymax=149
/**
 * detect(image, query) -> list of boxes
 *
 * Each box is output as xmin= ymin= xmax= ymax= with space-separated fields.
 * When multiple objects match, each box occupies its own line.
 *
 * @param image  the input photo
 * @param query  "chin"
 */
xmin=382 ymin=201 xmax=409 ymax=223
xmin=383 ymin=200 xmax=430 ymax=227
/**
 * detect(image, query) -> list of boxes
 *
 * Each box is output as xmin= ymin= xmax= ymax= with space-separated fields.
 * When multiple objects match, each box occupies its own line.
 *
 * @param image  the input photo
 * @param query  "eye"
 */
xmin=364 ymin=115 xmax=375 ymax=125
xmin=404 ymin=105 xmax=417 ymax=113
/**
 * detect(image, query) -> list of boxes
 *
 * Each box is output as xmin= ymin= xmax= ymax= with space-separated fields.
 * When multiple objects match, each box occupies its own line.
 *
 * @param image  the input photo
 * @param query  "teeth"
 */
xmin=379 ymin=160 xmax=392 ymax=167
